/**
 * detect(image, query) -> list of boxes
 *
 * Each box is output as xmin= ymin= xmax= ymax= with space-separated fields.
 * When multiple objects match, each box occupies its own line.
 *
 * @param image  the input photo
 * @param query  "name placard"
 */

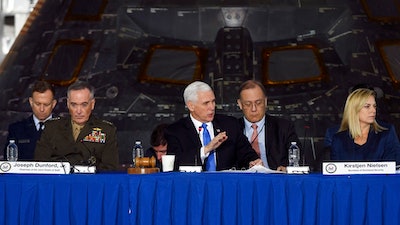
xmin=322 ymin=161 xmax=396 ymax=175
xmin=73 ymin=165 xmax=96 ymax=174
xmin=0 ymin=161 xmax=71 ymax=174
xmin=179 ymin=166 xmax=202 ymax=172
xmin=286 ymin=166 xmax=310 ymax=174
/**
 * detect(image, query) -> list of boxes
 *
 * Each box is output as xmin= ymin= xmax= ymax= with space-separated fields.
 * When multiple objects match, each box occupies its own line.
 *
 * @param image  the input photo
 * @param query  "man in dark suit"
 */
xmin=4 ymin=80 xmax=57 ymax=160
xmin=144 ymin=123 xmax=168 ymax=170
xmin=165 ymin=81 xmax=262 ymax=171
xmin=34 ymin=81 xmax=119 ymax=172
xmin=237 ymin=80 xmax=301 ymax=171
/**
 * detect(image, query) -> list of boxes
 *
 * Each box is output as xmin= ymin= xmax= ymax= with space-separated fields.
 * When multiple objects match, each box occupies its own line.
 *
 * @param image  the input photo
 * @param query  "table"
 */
xmin=129 ymin=172 xmax=400 ymax=225
xmin=1 ymin=172 xmax=400 ymax=225
xmin=0 ymin=174 xmax=130 ymax=225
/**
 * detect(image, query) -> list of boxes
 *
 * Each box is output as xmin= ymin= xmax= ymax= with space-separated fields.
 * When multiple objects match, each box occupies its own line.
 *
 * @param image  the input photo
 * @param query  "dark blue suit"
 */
xmin=4 ymin=115 xmax=40 ymax=160
xmin=330 ymin=122 xmax=400 ymax=164
xmin=324 ymin=125 xmax=340 ymax=150
xmin=165 ymin=114 xmax=259 ymax=171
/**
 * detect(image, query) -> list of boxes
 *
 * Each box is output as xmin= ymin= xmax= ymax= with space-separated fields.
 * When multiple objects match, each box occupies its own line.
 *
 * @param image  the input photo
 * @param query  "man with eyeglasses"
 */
xmin=34 ymin=81 xmax=119 ymax=172
xmin=237 ymin=80 xmax=301 ymax=172
xmin=165 ymin=81 xmax=262 ymax=171
xmin=145 ymin=123 xmax=168 ymax=170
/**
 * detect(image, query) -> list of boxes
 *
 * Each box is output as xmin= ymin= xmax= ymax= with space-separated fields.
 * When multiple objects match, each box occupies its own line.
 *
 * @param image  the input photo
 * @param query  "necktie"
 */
xmin=73 ymin=127 xmax=81 ymax=141
xmin=38 ymin=122 xmax=44 ymax=135
xmin=38 ymin=122 xmax=44 ymax=131
xmin=251 ymin=123 xmax=260 ymax=156
xmin=202 ymin=123 xmax=216 ymax=171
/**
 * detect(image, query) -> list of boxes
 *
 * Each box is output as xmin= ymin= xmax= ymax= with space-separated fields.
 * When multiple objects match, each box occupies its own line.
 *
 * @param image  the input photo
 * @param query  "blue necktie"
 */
xmin=202 ymin=123 xmax=216 ymax=171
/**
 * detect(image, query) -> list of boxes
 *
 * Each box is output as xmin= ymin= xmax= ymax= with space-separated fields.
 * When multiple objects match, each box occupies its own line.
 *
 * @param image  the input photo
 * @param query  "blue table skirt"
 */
xmin=1 ymin=172 xmax=400 ymax=225
xmin=0 ymin=174 xmax=130 ymax=225
xmin=129 ymin=172 xmax=400 ymax=225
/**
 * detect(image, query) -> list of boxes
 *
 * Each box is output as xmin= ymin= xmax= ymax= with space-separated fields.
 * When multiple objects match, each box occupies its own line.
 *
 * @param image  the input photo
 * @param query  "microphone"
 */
xmin=57 ymin=154 xmax=69 ymax=174
xmin=302 ymin=125 xmax=310 ymax=167
xmin=80 ymin=139 xmax=97 ymax=167
xmin=57 ymin=152 xmax=77 ymax=174
xmin=197 ymin=126 xmax=203 ymax=166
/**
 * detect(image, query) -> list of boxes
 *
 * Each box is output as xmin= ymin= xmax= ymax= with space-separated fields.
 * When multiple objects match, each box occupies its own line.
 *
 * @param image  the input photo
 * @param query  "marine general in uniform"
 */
xmin=34 ymin=81 xmax=119 ymax=171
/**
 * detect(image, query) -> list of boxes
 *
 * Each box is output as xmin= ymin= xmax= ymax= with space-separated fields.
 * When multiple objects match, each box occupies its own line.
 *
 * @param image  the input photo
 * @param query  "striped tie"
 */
xmin=251 ymin=123 xmax=260 ymax=156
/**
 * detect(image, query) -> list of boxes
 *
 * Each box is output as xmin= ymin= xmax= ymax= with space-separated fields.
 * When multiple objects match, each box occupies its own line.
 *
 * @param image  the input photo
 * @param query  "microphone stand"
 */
xmin=80 ymin=139 xmax=97 ymax=167
xmin=59 ymin=153 xmax=77 ymax=174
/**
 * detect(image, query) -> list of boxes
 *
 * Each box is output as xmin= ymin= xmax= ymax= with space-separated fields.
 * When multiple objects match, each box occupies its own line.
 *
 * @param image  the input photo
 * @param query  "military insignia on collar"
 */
xmin=83 ymin=128 xmax=106 ymax=143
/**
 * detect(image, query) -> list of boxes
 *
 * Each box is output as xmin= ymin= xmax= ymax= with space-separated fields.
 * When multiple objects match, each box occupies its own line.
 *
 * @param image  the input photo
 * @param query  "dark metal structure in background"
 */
xmin=0 ymin=0 xmax=400 ymax=171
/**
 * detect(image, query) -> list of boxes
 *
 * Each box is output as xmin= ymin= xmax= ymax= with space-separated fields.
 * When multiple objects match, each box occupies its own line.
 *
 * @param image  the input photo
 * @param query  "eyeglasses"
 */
xmin=241 ymin=100 xmax=265 ymax=109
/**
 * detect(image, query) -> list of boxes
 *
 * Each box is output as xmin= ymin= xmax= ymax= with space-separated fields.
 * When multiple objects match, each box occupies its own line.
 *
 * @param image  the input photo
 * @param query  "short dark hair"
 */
xmin=150 ymin=123 xmax=168 ymax=147
xmin=32 ymin=80 xmax=55 ymax=97
xmin=238 ymin=80 xmax=267 ymax=97
xmin=67 ymin=81 xmax=95 ymax=99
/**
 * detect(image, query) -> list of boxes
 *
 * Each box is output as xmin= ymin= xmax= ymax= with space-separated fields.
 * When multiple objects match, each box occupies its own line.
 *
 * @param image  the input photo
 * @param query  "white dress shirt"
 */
xmin=33 ymin=114 xmax=53 ymax=131
xmin=190 ymin=114 xmax=216 ymax=165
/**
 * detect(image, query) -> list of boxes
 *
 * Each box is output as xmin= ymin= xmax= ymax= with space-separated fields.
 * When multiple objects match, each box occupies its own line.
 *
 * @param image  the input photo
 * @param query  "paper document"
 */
xmin=247 ymin=165 xmax=286 ymax=173
xmin=221 ymin=165 xmax=285 ymax=174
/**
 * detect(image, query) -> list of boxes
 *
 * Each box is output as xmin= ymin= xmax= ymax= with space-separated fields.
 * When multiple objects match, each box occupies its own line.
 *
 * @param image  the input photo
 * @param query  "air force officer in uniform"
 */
xmin=4 ymin=80 xmax=57 ymax=160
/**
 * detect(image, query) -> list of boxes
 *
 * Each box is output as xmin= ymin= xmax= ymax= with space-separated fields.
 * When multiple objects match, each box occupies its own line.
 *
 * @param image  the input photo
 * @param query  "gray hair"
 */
xmin=67 ymin=80 xmax=95 ymax=99
xmin=183 ymin=81 xmax=212 ymax=103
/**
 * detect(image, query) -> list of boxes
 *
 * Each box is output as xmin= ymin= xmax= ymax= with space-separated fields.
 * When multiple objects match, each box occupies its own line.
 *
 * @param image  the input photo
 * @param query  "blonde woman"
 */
xmin=330 ymin=88 xmax=399 ymax=163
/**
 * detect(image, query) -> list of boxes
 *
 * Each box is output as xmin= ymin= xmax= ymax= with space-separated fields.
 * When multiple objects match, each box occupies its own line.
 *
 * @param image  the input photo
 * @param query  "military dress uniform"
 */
xmin=4 ymin=115 xmax=40 ymax=160
xmin=34 ymin=115 xmax=119 ymax=171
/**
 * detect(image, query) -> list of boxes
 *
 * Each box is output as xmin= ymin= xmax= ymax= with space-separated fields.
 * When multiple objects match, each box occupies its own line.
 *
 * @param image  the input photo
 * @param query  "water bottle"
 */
xmin=132 ymin=140 xmax=144 ymax=167
xmin=288 ymin=141 xmax=300 ymax=167
xmin=7 ymin=140 xmax=18 ymax=161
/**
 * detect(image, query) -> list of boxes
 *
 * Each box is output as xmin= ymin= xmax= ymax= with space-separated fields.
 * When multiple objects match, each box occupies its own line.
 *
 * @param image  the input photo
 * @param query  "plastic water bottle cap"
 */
xmin=291 ymin=141 xmax=296 ymax=145
xmin=10 ymin=140 xmax=15 ymax=143
xmin=135 ymin=141 xmax=141 ymax=145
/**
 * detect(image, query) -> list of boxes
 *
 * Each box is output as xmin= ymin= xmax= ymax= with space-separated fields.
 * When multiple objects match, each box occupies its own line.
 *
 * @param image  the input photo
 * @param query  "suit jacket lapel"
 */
xmin=212 ymin=119 xmax=223 ymax=136
xmin=183 ymin=117 xmax=202 ymax=147
xmin=265 ymin=114 xmax=273 ymax=155
xmin=211 ymin=120 xmax=220 ymax=164
xmin=28 ymin=115 xmax=38 ymax=135
xmin=60 ymin=117 xmax=76 ymax=142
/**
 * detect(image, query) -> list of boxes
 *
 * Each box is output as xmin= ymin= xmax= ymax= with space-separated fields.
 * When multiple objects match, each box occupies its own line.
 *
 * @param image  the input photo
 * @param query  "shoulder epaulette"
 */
xmin=102 ymin=119 xmax=114 ymax=126
xmin=48 ymin=117 xmax=61 ymax=121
